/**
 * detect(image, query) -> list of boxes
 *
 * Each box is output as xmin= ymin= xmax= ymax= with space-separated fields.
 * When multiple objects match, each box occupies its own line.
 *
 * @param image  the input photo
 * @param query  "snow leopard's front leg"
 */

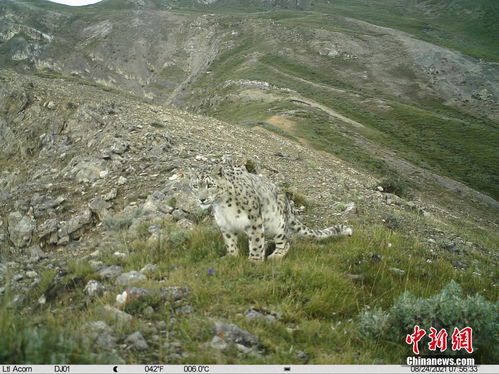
xmin=221 ymin=230 xmax=239 ymax=256
xmin=246 ymin=220 xmax=265 ymax=262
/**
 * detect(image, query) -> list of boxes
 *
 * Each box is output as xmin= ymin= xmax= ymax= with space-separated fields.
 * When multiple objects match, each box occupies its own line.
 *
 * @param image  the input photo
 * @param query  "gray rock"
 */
xmin=7 ymin=212 xmax=36 ymax=248
xmin=161 ymin=181 xmax=198 ymax=213
xmin=156 ymin=321 xmax=167 ymax=330
xmin=38 ymin=220 xmax=59 ymax=244
xmin=213 ymin=321 xmax=262 ymax=349
xmin=102 ymin=305 xmax=133 ymax=324
xmin=345 ymin=273 xmax=365 ymax=281
xmin=171 ymin=209 xmax=187 ymax=221
xmin=70 ymin=158 xmax=107 ymax=183
xmin=244 ymin=308 xmax=278 ymax=323
xmin=109 ymin=138 xmax=129 ymax=155
xmin=89 ymin=260 xmax=104 ymax=270
xmin=58 ymin=209 xmax=92 ymax=241
xmin=125 ymin=331 xmax=148 ymax=351
xmin=140 ymin=263 xmax=158 ymax=275
xmin=26 ymin=270 xmax=38 ymax=279
xmin=31 ymin=194 xmax=65 ymax=217
xmin=159 ymin=286 xmax=190 ymax=301
xmin=144 ymin=306 xmax=155 ymax=317
xmin=124 ymin=286 xmax=150 ymax=298
xmin=88 ymin=196 xmax=112 ymax=220
xmin=102 ymin=188 xmax=118 ymax=201
xmin=384 ymin=193 xmax=402 ymax=205
xmin=117 ymin=176 xmax=127 ymax=185
xmin=176 ymin=218 xmax=194 ymax=229
xmin=57 ymin=235 xmax=70 ymax=245
xmin=27 ymin=245 xmax=47 ymax=262
xmin=84 ymin=321 xmax=117 ymax=350
xmin=116 ymin=271 xmax=147 ymax=286
xmin=209 ymin=336 xmax=228 ymax=350
xmin=113 ymin=251 xmax=127 ymax=258
xmin=297 ymin=350 xmax=309 ymax=361
xmin=98 ymin=265 xmax=123 ymax=279
xmin=163 ymin=341 xmax=186 ymax=360
xmin=84 ymin=280 xmax=105 ymax=296
xmin=0 ymin=263 xmax=7 ymax=278
xmin=142 ymin=191 xmax=174 ymax=216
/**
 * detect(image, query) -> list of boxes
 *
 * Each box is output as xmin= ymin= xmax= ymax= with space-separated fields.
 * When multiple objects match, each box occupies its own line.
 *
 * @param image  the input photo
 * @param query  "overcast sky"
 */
xmin=47 ymin=0 xmax=104 ymax=6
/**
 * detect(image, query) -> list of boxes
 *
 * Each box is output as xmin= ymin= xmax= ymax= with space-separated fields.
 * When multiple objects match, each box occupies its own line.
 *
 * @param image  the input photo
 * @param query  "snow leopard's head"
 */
xmin=189 ymin=166 xmax=225 ymax=209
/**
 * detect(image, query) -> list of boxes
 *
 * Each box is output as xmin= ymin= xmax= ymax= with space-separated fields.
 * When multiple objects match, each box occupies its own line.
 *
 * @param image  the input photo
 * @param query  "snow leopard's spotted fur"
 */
xmin=189 ymin=165 xmax=352 ymax=262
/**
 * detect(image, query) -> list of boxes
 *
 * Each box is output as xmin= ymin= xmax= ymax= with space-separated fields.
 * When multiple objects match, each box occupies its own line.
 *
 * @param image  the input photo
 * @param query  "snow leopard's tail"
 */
xmin=288 ymin=218 xmax=352 ymax=239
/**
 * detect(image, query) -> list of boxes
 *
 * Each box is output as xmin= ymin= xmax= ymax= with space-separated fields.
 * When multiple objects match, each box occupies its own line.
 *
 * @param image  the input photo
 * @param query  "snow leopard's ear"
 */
xmin=216 ymin=165 xmax=224 ymax=177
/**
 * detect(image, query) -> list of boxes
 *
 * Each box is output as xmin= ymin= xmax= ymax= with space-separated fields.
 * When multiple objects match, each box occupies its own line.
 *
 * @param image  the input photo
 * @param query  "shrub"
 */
xmin=357 ymin=281 xmax=498 ymax=363
xmin=284 ymin=188 xmax=309 ymax=208
xmin=379 ymin=175 xmax=412 ymax=198
xmin=383 ymin=212 xmax=403 ymax=230
xmin=103 ymin=209 xmax=143 ymax=231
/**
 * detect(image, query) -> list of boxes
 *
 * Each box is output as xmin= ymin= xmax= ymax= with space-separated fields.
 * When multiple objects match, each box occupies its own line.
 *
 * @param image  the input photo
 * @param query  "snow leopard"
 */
xmin=189 ymin=165 xmax=352 ymax=262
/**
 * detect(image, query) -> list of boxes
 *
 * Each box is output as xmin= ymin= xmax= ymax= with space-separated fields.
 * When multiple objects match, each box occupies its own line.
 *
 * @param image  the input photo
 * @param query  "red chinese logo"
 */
xmin=451 ymin=327 xmax=474 ymax=353
xmin=406 ymin=325 xmax=426 ymax=354
xmin=428 ymin=327 xmax=448 ymax=352
xmin=405 ymin=326 xmax=473 ymax=354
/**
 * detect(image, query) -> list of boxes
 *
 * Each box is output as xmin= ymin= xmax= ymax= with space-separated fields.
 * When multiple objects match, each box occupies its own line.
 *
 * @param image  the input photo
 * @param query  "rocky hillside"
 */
xmin=1 ymin=0 xmax=498 ymax=203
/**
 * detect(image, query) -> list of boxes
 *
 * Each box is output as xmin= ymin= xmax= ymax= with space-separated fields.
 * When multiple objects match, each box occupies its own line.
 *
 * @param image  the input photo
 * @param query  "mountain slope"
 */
xmin=0 ymin=68 xmax=497 ymax=364
xmin=2 ymin=0 xmax=498 ymax=202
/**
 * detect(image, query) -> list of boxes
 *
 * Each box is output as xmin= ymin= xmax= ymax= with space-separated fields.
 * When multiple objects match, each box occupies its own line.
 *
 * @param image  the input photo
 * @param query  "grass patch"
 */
xmin=2 ymin=218 xmax=496 ymax=364
xmin=0 ymin=292 xmax=113 ymax=363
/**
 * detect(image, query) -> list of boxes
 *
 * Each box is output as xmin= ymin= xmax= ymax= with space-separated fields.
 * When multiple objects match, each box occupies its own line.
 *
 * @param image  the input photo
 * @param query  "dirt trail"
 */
xmin=262 ymin=63 xmax=346 ymax=94
xmin=288 ymin=96 xmax=366 ymax=129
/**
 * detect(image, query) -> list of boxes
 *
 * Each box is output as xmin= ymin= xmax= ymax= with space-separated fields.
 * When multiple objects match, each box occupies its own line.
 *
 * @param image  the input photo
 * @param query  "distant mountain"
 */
xmin=1 ymin=0 xmax=498 ymax=200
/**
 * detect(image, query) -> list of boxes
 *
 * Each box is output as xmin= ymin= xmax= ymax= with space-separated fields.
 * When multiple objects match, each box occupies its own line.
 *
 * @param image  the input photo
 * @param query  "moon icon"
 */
xmin=113 ymin=366 xmax=118 ymax=373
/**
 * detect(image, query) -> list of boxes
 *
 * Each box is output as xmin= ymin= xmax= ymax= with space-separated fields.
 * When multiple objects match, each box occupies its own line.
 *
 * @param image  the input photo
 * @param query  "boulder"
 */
xmin=115 ymin=271 xmax=147 ymax=286
xmin=7 ymin=211 xmax=36 ymax=248
xmin=88 ymin=196 xmax=112 ymax=220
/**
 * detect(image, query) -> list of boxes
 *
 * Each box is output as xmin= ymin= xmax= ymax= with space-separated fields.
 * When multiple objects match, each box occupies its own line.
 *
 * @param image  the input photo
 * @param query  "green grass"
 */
xmin=313 ymin=0 xmax=499 ymax=62
xmin=2 ymin=219 xmax=495 ymax=364
xmin=0 ymin=295 xmax=113 ymax=363
xmin=199 ymin=49 xmax=499 ymax=199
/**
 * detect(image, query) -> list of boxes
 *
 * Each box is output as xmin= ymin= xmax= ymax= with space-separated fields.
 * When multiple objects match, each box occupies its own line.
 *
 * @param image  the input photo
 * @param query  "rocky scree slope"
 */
xmin=1 ymin=68 xmax=497 ymax=280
